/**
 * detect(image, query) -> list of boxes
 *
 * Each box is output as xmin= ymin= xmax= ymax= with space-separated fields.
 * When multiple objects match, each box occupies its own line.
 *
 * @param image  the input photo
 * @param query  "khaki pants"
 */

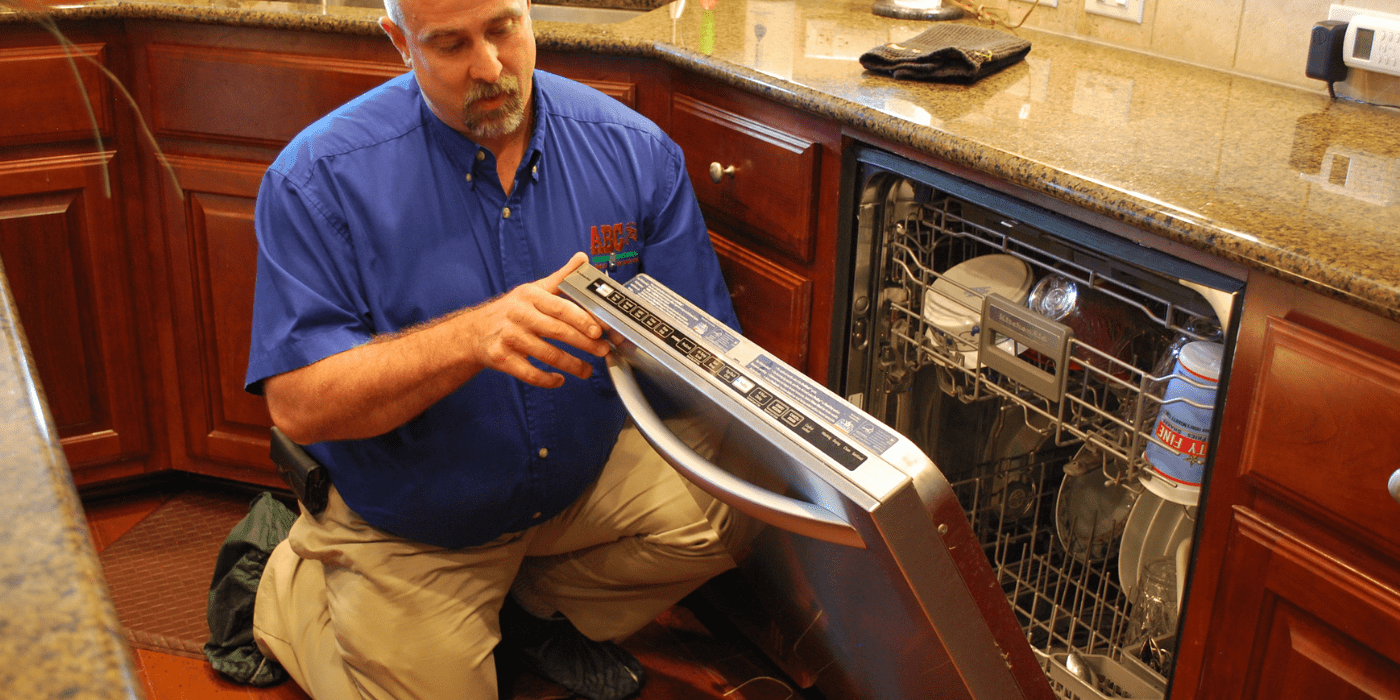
xmin=253 ymin=421 xmax=737 ymax=700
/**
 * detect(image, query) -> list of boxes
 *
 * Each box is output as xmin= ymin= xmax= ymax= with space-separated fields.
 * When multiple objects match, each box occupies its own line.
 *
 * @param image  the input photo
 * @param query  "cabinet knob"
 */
xmin=709 ymin=162 xmax=736 ymax=184
xmin=1389 ymin=470 xmax=1400 ymax=505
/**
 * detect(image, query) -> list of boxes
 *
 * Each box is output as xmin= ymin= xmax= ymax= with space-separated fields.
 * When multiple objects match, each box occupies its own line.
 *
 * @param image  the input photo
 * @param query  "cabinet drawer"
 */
xmin=672 ymin=93 xmax=818 ymax=262
xmin=710 ymin=232 xmax=812 ymax=372
xmin=1239 ymin=316 xmax=1400 ymax=556
xmin=0 ymin=44 xmax=112 ymax=144
xmin=535 ymin=53 xmax=638 ymax=111
xmin=147 ymin=44 xmax=404 ymax=146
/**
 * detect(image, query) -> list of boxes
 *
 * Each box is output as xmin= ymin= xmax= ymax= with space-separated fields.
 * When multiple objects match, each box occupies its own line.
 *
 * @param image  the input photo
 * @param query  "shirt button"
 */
xmin=475 ymin=150 xmax=485 ymax=161
xmin=538 ymin=447 xmax=548 ymax=458
xmin=533 ymin=512 xmax=542 ymax=519
xmin=532 ymin=165 xmax=538 ymax=176
xmin=503 ymin=207 xmax=511 ymax=219
xmin=464 ymin=172 xmax=472 ymax=182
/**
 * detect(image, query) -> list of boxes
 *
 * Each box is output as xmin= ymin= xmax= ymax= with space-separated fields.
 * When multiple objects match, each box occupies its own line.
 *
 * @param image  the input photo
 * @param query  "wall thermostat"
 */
xmin=1343 ymin=15 xmax=1400 ymax=77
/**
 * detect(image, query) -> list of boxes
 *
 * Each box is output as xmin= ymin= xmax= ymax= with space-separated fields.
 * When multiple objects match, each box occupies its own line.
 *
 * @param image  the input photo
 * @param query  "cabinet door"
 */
xmin=536 ymin=52 xmax=665 ymax=126
xmin=710 ymin=231 xmax=812 ymax=371
xmin=145 ymin=42 xmax=405 ymax=148
xmin=0 ymin=153 xmax=150 ymax=472
xmin=160 ymin=155 xmax=276 ymax=481
xmin=1204 ymin=509 xmax=1400 ymax=700
xmin=1237 ymin=317 xmax=1400 ymax=559
xmin=536 ymin=54 xmax=636 ymax=110
xmin=0 ymin=42 xmax=113 ymax=146
xmin=1194 ymin=312 xmax=1400 ymax=700
xmin=141 ymin=32 xmax=408 ymax=484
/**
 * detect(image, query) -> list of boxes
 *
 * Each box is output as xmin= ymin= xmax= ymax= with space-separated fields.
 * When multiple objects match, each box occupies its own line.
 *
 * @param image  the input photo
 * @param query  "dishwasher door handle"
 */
xmin=607 ymin=354 xmax=867 ymax=549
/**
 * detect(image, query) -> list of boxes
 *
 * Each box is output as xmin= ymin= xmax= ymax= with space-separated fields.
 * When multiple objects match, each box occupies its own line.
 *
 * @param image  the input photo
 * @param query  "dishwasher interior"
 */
xmin=838 ymin=149 xmax=1242 ymax=700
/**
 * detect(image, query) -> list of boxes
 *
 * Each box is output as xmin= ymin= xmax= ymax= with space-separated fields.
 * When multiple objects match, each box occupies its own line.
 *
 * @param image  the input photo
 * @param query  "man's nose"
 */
xmin=468 ymin=42 xmax=503 ymax=83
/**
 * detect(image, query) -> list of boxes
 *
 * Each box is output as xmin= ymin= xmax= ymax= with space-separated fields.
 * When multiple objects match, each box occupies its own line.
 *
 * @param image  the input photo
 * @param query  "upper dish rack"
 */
xmin=873 ymin=191 xmax=1223 ymax=489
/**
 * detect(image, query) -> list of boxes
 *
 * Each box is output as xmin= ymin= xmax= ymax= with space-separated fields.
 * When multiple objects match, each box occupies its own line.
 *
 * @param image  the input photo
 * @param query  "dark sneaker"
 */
xmin=498 ymin=597 xmax=646 ymax=700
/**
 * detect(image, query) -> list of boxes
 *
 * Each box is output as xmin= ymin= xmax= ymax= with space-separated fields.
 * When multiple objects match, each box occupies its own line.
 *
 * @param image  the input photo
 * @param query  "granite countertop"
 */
xmin=602 ymin=0 xmax=1400 ymax=322
xmin=0 ymin=258 xmax=142 ymax=699
xmin=2 ymin=0 xmax=1398 ymax=696
xmin=9 ymin=0 xmax=1400 ymax=319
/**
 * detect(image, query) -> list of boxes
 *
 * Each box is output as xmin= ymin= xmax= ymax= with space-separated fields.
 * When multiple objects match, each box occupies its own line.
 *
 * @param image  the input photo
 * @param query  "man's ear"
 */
xmin=379 ymin=16 xmax=413 ymax=67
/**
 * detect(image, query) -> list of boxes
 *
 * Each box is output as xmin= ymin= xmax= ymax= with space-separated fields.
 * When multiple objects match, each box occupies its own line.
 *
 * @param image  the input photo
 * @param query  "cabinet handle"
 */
xmin=708 ymin=162 xmax=736 ymax=183
xmin=1389 ymin=470 xmax=1400 ymax=505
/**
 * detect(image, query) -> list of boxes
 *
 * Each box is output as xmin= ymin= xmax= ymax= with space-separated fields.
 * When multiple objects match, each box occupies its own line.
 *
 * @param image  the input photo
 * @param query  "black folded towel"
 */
xmin=860 ymin=23 xmax=1031 ymax=84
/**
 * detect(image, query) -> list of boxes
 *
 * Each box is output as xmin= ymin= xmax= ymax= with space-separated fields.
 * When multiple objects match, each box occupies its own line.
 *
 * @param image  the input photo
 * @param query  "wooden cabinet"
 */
xmin=671 ymin=92 xmax=820 ymax=264
xmin=709 ymin=232 xmax=812 ymax=371
xmin=0 ymin=29 xmax=154 ymax=483
xmin=1239 ymin=319 xmax=1400 ymax=557
xmin=666 ymin=74 xmax=842 ymax=379
xmin=1174 ymin=271 xmax=1400 ymax=700
xmin=155 ymin=155 xmax=273 ymax=480
xmin=535 ymin=52 xmax=665 ymax=124
xmin=1206 ymin=509 xmax=1400 ymax=700
xmin=127 ymin=22 xmax=407 ymax=484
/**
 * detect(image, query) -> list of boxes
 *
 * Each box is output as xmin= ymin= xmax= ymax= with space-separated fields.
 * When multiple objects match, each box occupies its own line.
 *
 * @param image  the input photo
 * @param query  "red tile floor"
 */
xmin=85 ymin=489 xmax=804 ymax=700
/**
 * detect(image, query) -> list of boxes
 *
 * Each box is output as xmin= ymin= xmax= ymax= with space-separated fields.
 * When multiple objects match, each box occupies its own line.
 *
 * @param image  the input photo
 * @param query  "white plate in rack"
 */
xmin=921 ymin=254 xmax=1032 ymax=368
xmin=1118 ymin=487 xmax=1195 ymax=596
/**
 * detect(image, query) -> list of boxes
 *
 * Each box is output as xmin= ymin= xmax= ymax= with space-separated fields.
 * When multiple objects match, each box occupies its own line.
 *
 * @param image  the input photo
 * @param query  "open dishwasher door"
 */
xmin=560 ymin=263 xmax=1055 ymax=700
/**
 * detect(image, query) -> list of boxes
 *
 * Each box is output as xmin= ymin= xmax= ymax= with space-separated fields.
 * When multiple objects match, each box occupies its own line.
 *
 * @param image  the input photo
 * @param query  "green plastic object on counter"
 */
xmin=700 ymin=9 xmax=715 ymax=55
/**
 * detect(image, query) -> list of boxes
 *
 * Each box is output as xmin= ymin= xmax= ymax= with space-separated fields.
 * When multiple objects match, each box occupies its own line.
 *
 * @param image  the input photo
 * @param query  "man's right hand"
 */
xmin=265 ymin=252 xmax=609 ymax=444
xmin=464 ymin=251 xmax=609 ymax=388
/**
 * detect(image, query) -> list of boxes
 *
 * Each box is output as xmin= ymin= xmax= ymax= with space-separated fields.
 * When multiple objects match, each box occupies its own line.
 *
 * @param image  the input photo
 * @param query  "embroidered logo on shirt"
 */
xmin=589 ymin=222 xmax=639 ymax=270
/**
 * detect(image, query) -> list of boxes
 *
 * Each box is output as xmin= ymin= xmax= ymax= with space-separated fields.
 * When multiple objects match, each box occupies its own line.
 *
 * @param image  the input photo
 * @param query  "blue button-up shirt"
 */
xmin=246 ymin=71 xmax=737 ymax=548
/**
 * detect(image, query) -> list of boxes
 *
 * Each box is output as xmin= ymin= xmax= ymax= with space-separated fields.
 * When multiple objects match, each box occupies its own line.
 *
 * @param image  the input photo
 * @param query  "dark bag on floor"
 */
xmin=860 ymin=23 xmax=1031 ymax=83
xmin=204 ymin=491 xmax=297 ymax=687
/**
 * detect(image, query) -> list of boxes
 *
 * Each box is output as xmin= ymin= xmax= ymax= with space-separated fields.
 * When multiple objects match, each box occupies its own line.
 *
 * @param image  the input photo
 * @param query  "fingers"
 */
xmin=491 ymin=346 xmax=590 ymax=389
xmin=533 ymin=252 xmax=604 ymax=346
xmin=466 ymin=256 xmax=614 ymax=387
xmin=518 ymin=287 xmax=608 ymax=357
xmin=478 ymin=316 xmax=598 ymax=388
xmin=539 ymin=251 xmax=589 ymax=293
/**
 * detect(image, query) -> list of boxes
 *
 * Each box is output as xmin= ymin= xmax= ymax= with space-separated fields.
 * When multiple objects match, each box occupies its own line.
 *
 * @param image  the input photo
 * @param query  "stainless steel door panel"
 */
xmin=560 ymin=266 xmax=1052 ymax=700
xmin=609 ymin=349 xmax=1031 ymax=700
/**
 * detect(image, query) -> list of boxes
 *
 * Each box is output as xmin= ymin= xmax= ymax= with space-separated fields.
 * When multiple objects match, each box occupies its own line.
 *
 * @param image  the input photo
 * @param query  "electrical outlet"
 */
xmin=1085 ymin=0 xmax=1144 ymax=23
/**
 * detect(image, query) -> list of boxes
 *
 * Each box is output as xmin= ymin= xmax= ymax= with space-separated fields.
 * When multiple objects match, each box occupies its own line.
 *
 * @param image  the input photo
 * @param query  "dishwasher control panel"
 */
xmin=582 ymin=275 xmax=869 ymax=471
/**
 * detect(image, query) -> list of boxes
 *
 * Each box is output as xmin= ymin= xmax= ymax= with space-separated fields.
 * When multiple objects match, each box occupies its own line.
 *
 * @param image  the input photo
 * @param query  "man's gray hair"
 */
xmin=383 ymin=0 xmax=404 ymax=27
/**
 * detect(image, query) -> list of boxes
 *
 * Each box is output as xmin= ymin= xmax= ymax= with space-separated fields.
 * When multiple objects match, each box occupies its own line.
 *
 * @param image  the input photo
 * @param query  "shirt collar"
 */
xmin=523 ymin=75 xmax=547 ymax=182
xmin=418 ymin=72 xmax=547 ymax=186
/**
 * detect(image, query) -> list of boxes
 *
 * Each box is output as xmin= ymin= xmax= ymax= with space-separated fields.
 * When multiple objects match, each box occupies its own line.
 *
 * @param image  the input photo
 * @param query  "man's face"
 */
xmin=383 ymin=0 xmax=536 ymax=148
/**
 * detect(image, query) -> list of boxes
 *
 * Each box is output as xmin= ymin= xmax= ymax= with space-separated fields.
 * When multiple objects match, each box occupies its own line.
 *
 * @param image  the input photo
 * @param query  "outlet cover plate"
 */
xmin=1085 ymin=0 xmax=1143 ymax=23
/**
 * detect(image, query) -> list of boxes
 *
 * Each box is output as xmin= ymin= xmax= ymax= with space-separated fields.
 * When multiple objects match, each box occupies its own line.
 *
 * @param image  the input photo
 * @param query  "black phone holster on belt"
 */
xmin=269 ymin=426 xmax=331 ymax=517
